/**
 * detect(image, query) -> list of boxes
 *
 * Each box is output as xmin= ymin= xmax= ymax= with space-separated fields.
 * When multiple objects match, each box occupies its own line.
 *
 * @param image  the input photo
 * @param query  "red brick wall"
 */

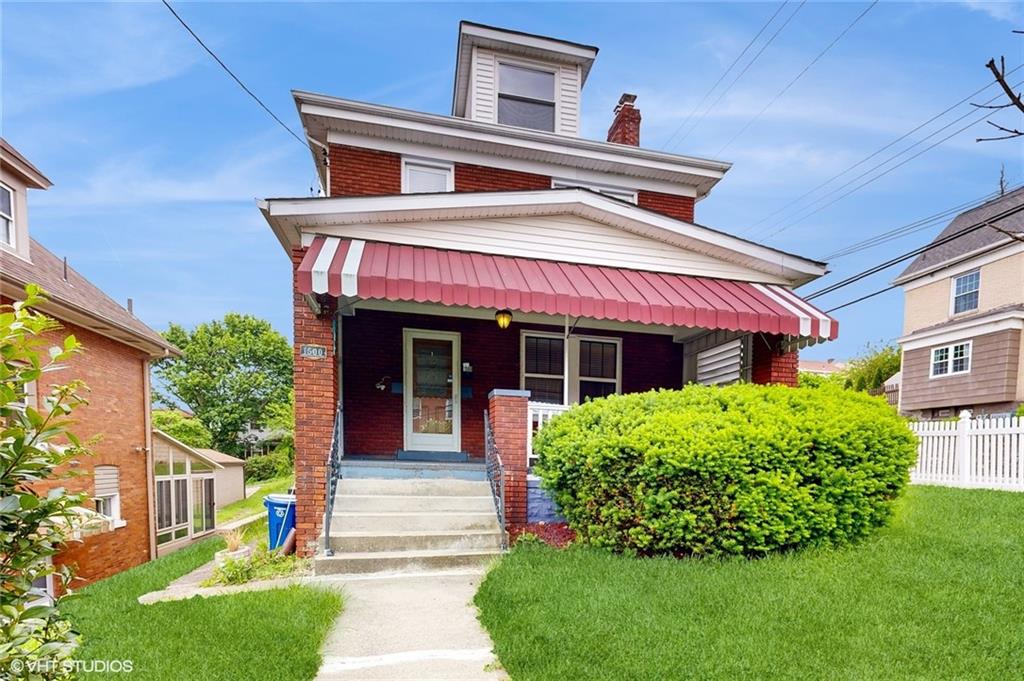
xmin=607 ymin=104 xmax=641 ymax=146
xmin=291 ymin=248 xmax=339 ymax=556
xmin=454 ymin=163 xmax=550 ymax=192
xmin=2 ymin=296 xmax=155 ymax=589
xmin=751 ymin=334 xmax=799 ymax=387
xmin=328 ymin=144 xmax=401 ymax=197
xmin=340 ymin=309 xmax=683 ymax=458
xmin=637 ymin=190 xmax=696 ymax=223
xmin=487 ymin=391 xmax=529 ymax=526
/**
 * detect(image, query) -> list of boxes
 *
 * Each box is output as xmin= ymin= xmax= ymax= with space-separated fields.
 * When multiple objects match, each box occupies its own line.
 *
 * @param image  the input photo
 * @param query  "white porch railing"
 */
xmin=910 ymin=411 xmax=1024 ymax=491
xmin=527 ymin=401 xmax=571 ymax=465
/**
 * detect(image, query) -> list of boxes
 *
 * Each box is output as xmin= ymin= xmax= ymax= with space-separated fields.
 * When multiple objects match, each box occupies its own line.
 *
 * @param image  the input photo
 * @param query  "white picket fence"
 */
xmin=526 ymin=401 xmax=571 ymax=465
xmin=910 ymin=411 xmax=1024 ymax=491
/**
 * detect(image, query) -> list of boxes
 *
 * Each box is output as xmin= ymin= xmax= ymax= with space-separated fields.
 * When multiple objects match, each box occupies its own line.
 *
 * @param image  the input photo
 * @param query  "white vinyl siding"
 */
xmin=696 ymin=338 xmax=747 ymax=386
xmin=469 ymin=48 xmax=581 ymax=136
xmin=314 ymin=214 xmax=789 ymax=283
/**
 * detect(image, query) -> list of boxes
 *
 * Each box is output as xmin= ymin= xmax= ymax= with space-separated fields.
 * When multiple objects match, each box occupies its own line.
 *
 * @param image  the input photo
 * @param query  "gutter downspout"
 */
xmin=306 ymin=134 xmax=330 ymax=197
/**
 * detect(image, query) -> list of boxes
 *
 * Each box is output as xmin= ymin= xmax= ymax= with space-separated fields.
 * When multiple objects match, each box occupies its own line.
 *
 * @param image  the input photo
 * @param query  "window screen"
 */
xmin=498 ymin=64 xmax=555 ymax=131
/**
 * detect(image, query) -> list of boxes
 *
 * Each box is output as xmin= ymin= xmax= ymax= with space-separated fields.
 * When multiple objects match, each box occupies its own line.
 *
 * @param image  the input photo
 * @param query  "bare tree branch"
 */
xmin=985 ymin=56 xmax=1024 ymax=114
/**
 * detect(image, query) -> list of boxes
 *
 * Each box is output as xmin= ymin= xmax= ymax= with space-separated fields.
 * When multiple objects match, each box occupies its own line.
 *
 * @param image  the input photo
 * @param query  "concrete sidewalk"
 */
xmin=314 ymin=569 xmax=506 ymax=680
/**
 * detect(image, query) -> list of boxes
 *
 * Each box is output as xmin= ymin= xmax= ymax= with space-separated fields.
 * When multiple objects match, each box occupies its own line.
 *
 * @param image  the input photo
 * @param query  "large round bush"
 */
xmin=533 ymin=384 xmax=917 ymax=557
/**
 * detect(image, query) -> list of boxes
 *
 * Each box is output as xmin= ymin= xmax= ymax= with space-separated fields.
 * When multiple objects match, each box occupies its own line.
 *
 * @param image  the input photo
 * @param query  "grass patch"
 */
xmin=217 ymin=474 xmax=294 ymax=524
xmin=476 ymin=486 xmax=1024 ymax=680
xmin=64 ymin=536 xmax=341 ymax=680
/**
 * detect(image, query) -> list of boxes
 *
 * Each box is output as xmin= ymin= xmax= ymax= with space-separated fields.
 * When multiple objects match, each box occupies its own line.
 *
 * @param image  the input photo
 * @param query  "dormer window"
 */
xmin=0 ymin=183 xmax=13 ymax=246
xmin=497 ymin=63 xmax=556 ymax=132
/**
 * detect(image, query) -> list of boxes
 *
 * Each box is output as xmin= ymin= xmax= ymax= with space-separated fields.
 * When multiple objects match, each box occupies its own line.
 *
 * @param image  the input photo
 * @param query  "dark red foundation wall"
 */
xmin=341 ymin=309 xmax=683 ymax=458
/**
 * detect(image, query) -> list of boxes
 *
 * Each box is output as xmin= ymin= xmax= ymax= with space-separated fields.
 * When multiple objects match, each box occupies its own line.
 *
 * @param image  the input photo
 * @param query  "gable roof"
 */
xmin=259 ymin=187 xmax=827 ymax=286
xmin=896 ymin=187 xmax=1024 ymax=283
xmin=0 ymin=138 xmax=52 ymax=189
xmin=194 ymin=448 xmax=245 ymax=467
xmin=1 ymin=239 xmax=177 ymax=357
xmin=152 ymin=430 xmax=226 ymax=469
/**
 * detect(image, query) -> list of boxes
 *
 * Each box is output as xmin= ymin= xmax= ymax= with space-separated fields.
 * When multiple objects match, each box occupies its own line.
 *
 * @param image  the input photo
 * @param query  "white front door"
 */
xmin=403 ymin=329 xmax=461 ymax=452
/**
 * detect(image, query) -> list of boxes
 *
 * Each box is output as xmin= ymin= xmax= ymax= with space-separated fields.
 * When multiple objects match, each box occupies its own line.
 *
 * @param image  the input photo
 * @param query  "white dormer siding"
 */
xmin=468 ymin=48 xmax=582 ymax=136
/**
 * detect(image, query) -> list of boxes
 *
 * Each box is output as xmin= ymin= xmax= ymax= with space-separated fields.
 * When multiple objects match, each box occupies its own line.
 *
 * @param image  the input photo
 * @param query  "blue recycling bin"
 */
xmin=264 ymin=493 xmax=296 ymax=550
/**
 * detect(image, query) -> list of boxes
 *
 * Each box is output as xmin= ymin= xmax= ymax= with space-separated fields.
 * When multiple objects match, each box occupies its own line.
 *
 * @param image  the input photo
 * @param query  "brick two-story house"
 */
xmin=1 ymin=138 xmax=178 ymax=590
xmin=259 ymin=22 xmax=839 ymax=562
xmin=895 ymin=187 xmax=1024 ymax=418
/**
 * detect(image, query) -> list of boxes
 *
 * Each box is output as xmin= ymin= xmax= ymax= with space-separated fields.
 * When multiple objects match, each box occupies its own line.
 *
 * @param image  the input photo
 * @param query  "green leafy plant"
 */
xmin=243 ymin=451 xmax=291 ymax=482
xmin=797 ymin=371 xmax=847 ymax=389
xmin=0 ymin=286 xmax=91 ymax=678
xmin=533 ymin=384 xmax=917 ymax=558
xmin=203 ymin=545 xmax=307 ymax=586
xmin=263 ymin=391 xmax=294 ymax=464
xmin=151 ymin=409 xmax=213 ymax=449
xmin=844 ymin=343 xmax=901 ymax=392
xmin=1015 ymin=404 xmax=1023 ymax=418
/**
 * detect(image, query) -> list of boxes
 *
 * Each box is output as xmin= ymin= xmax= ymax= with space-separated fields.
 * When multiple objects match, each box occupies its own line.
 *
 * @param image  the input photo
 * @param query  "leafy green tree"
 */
xmin=844 ymin=343 xmax=901 ymax=392
xmin=151 ymin=410 xmax=213 ymax=449
xmin=263 ymin=390 xmax=294 ymax=463
xmin=154 ymin=314 xmax=292 ymax=455
xmin=1016 ymin=404 xmax=1024 ymax=418
xmin=798 ymin=371 xmax=847 ymax=389
xmin=1 ymin=287 xmax=90 ymax=677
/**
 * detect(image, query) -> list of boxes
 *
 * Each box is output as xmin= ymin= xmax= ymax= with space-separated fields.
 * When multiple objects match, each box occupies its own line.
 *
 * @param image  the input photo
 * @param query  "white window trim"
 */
xmin=495 ymin=57 xmax=559 ymax=133
xmin=155 ymin=449 xmax=217 ymax=546
xmin=949 ymin=270 xmax=981 ymax=316
xmin=0 ymin=181 xmax=15 ymax=249
xmin=929 ymin=340 xmax=973 ymax=378
xmin=401 ymin=157 xmax=454 ymax=194
xmin=27 ymin=557 xmax=55 ymax=608
xmin=520 ymin=330 xmax=622 ymax=404
xmin=551 ymin=178 xmax=637 ymax=204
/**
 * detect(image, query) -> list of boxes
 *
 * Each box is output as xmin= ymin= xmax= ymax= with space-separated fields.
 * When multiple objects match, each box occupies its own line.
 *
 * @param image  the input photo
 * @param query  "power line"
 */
xmin=669 ymin=0 xmax=807 ymax=151
xmin=804 ymin=201 xmax=1024 ymax=301
xmin=161 ymin=0 xmax=306 ymax=148
xmin=716 ymin=0 xmax=877 ymax=156
xmin=742 ymin=65 xmax=1023 ymax=235
xmin=757 ymin=85 xmax=1021 ymax=241
xmin=825 ymin=284 xmax=897 ymax=313
xmin=661 ymin=1 xmax=789 ymax=151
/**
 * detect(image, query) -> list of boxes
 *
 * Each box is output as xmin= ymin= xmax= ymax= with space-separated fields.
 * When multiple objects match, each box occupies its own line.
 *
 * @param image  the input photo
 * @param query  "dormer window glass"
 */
xmin=0 ymin=184 xmax=13 ymax=246
xmin=497 ymin=63 xmax=555 ymax=132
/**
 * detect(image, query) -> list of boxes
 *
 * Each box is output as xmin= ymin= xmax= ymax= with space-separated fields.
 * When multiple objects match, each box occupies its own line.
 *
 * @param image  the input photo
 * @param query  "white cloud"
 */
xmin=3 ymin=3 xmax=201 ymax=114
xmin=958 ymin=1 xmax=1022 ymax=23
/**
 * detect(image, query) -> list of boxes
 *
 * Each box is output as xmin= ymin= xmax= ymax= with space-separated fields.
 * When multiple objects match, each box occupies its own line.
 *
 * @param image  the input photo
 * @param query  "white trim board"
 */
xmin=899 ymin=311 xmax=1024 ymax=351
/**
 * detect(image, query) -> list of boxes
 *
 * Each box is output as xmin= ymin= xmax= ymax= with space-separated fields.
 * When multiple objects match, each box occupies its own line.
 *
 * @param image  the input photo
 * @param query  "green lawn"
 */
xmin=476 ymin=486 xmax=1024 ymax=680
xmin=217 ymin=474 xmax=294 ymax=524
xmin=64 ymin=536 xmax=341 ymax=681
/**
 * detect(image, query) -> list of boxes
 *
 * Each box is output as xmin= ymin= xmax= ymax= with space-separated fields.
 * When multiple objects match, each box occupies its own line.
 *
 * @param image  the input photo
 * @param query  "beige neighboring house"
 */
xmin=195 ymin=448 xmax=247 ymax=507
xmin=895 ymin=188 xmax=1024 ymax=419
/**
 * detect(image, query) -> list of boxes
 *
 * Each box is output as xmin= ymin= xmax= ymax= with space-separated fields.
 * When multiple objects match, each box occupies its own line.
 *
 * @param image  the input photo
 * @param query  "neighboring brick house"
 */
xmin=258 ymin=22 xmax=840 ymax=557
xmin=0 ymin=139 xmax=178 ymax=590
xmin=895 ymin=188 xmax=1024 ymax=419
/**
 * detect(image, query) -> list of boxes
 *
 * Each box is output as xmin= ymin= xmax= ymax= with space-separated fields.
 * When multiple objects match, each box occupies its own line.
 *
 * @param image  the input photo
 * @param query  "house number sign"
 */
xmin=300 ymin=344 xmax=328 ymax=359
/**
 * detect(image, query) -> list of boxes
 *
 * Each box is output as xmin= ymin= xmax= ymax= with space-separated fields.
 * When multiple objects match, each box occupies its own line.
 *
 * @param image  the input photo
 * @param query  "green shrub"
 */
xmin=1016 ymin=404 xmax=1024 ymax=418
xmin=245 ymin=450 xmax=293 ymax=481
xmin=533 ymin=384 xmax=917 ymax=558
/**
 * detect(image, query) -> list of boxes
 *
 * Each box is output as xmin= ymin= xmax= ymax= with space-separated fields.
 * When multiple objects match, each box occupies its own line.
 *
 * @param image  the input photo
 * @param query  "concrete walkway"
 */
xmin=314 ymin=568 xmax=506 ymax=680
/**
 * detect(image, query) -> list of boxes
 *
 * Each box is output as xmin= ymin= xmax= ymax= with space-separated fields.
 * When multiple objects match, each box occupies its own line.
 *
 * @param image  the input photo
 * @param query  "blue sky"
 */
xmin=3 ymin=1 xmax=1022 ymax=360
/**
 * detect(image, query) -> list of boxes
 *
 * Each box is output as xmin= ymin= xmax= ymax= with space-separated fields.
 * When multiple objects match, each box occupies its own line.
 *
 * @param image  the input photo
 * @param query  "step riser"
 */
xmin=314 ymin=551 xmax=498 ymax=575
xmin=331 ymin=514 xmax=500 ymax=533
xmin=336 ymin=479 xmax=492 ymax=497
xmin=328 ymin=532 xmax=505 ymax=553
xmin=334 ymin=496 xmax=495 ymax=513
xmin=338 ymin=465 xmax=486 ymax=481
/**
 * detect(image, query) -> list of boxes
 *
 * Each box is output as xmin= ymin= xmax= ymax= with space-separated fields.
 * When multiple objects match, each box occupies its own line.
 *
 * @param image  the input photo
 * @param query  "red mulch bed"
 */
xmin=509 ymin=522 xmax=575 ymax=548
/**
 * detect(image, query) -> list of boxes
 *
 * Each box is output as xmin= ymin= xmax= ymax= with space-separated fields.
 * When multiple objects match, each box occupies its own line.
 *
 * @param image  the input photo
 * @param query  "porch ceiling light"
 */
xmin=495 ymin=309 xmax=513 ymax=330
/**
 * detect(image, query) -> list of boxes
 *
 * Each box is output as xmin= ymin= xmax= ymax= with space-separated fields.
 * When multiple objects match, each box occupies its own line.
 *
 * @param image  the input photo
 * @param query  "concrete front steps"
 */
xmin=315 ymin=475 xmax=505 ymax=575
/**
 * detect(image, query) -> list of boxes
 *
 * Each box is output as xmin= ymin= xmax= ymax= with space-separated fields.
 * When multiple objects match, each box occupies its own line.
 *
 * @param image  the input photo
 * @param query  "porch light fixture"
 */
xmin=495 ymin=309 xmax=513 ymax=329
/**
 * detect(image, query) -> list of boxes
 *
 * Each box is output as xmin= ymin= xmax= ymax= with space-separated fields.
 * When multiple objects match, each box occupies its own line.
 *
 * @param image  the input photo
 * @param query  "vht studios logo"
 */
xmin=8 ymin=658 xmax=135 ymax=675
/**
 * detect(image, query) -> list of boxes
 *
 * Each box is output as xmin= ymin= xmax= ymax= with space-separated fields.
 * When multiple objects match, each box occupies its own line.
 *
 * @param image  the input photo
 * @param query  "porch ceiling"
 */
xmin=298 ymin=237 xmax=838 ymax=341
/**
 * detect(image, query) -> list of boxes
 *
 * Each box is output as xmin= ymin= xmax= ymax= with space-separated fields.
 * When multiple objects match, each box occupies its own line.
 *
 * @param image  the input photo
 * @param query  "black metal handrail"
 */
xmin=483 ymin=409 xmax=508 ymax=550
xmin=322 ymin=400 xmax=344 ymax=556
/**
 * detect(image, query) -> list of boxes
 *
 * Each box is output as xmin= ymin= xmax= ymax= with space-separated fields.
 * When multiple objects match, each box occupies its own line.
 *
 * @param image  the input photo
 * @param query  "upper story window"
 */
xmin=497 ymin=63 xmax=556 ymax=132
xmin=402 ymin=158 xmax=453 ymax=194
xmin=930 ymin=341 xmax=972 ymax=378
xmin=0 ymin=183 xmax=14 ymax=247
xmin=952 ymin=270 xmax=980 ymax=314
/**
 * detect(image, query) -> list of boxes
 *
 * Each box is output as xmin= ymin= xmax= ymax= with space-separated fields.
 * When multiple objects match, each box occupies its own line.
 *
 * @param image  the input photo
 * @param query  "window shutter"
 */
xmin=696 ymin=338 xmax=746 ymax=386
xmin=94 ymin=465 xmax=119 ymax=498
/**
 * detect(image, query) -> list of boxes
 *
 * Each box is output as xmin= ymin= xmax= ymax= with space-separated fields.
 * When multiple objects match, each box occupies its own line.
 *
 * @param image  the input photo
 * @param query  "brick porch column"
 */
xmin=488 ymin=389 xmax=530 ymax=528
xmin=751 ymin=333 xmax=799 ymax=387
xmin=291 ymin=247 xmax=338 ymax=557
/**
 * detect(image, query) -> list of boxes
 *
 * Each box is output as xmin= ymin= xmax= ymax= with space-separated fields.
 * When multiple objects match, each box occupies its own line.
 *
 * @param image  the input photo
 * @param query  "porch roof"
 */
xmin=298 ymin=237 xmax=838 ymax=340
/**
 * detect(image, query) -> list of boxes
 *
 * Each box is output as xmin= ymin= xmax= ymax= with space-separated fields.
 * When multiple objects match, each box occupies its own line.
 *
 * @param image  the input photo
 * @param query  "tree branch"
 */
xmin=986 ymin=56 xmax=1024 ymax=114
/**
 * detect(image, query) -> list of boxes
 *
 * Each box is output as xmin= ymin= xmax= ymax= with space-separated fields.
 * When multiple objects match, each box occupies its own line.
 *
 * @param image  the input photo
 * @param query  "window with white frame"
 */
xmin=93 ymin=465 xmax=124 ymax=527
xmin=577 ymin=339 xmax=619 ymax=401
xmin=551 ymin=179 xmax=637 ymax=204
xmin=402 ymin=158 xmax=453 ymax=194
xmin=28 ymin=558 xmax=54 ymax=607
xmin=930 ymin=341 xmax=972 ymax=377
xmin=497 ymin=62 xmax=556 ymax=131
xmin=952 ymin=271 xmax=980 ymax=314
xmin=522 ymin=333 xmax=565 ymax=404
xmin=10 ymin=379 xmax=36 ymax=412
xmin=0 ymin=183 xmax=14 ymax=247
xmin=155 ymin=442 xmax=216 ymax=546
xmin=521 ymin=332 xmax=621 ymax=404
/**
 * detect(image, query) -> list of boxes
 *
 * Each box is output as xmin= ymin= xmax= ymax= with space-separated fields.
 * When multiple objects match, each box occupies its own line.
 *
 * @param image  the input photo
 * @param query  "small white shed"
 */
xmin=195 ymin=448 xmax=247 ymax=507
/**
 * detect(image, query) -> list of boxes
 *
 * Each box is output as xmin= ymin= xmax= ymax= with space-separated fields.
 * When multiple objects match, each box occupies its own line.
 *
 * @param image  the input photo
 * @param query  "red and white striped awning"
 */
xmin=297 ymin=237 xmax=838 ymax=340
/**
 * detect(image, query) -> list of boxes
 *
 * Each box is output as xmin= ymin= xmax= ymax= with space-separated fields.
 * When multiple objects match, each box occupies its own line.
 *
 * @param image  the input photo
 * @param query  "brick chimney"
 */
xmin=607 ymin=93 xmax=641 ymax=146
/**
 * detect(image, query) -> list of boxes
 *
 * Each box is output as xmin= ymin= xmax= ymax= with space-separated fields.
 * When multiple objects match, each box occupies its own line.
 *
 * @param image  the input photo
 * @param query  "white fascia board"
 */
xmin=257 ymin=199 xmax=302 ymax=255
xmin=460 ymin=23 xmax=599 ymax=63
xmin=263 ymin=189 xmax=828 ymax=284
xmin=898 ymin=309 xmax=1024 ymax=350
xmin=152 ymin=430 xmax=226 ymax=470
xmin=894 ymin=239 xmax=1023 ymax=287
xmin=296 ymin=92 xmax=730 ymax=180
